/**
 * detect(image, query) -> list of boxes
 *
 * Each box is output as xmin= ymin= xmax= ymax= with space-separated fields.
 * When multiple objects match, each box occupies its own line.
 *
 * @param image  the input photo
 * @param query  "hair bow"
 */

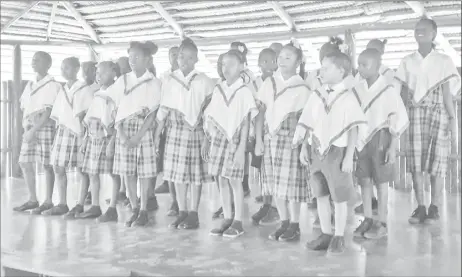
xmin=339 ymin=43 xmax=349 ymax=54
xmin=238 ymin=45 xmax=245 ymax=53
xmin=290 ymin=37 xmax=301 ymax=49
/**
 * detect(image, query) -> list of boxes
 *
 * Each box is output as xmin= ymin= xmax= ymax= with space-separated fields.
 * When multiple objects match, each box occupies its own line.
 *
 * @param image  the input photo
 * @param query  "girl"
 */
xmin=13 ymin=51 xmax=60 ymax=213
xmin=112 ymin=41 xmax=162 ymax=227
xmin=205 ymin=48 xmax=258 ymax=238
xmin=75 ymin=61 xmax=121 ymax=221
xmin=254 ymin=39 xmax=311 ymax=242
xmin=395 ymin=17 xmax=460 ymax=225
xmin=35 ymin=57 xmax=95 ymax=216
xmin=155 ymin=38 xmax=214 ymax=230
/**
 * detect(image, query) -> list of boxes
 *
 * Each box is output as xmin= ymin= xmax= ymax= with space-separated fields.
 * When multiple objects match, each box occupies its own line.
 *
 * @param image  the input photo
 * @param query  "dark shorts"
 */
xmin=355 ymin=129 xmax=395 ymax=185
xmin=310 ymin=146 xmax=354 ymax=203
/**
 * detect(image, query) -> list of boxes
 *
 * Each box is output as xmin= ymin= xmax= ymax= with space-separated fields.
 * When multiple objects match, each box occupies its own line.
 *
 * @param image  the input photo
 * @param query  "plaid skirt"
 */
xmin=19 ymin=120 xmax=56 ymax=165
xmin=113 ymin=116 xmax=157 ymax=178
xmin=162 ymin=111 xmax=212 ymax=186
xmin=208 ymin=128 xmax=244 ymax=181
xmin=81 ymin=121 xmax=114 ymax=175
xmin=407 ymin=105 xmax=450 ymax=177
xmin=261 ymin=114 xmax=310 ymax=202
xmin=50 ymin=126 xmax=82 ymax=169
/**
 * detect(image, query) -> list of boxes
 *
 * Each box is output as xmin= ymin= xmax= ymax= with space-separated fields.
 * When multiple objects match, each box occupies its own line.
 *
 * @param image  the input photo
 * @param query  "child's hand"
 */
xmin=23 ymin=129 xmax=36 ymax=143
xmin=201 ymin=139 xmax=210 ymax=162
xmin=254 ymin=138 xmax=264 ymax=157
xmin=233 ymin=146 xmax=245 ymax=167
xmin=384 ymin=146 xmax=396 ymax=165
xmin=300 ymin=143 xmax=311 ymax=166
xmin=341 ymin=156 xmax=354 ymax=173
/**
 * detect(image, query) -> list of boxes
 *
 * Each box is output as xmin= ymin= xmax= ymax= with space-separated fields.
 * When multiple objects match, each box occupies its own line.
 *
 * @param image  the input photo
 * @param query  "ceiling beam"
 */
xmin=1 ymin=1 xmax=40 ymax=34
xmin=405 ymin=1 xmax=460 ymax=65
xmin=62 ymin=1 xmax=101 ymax=44
xmin=147 ymin=2 xmax=184 ymax=39
xmin=46 ymin=2 xmax=58 ymax=41
xmin=267 ymin=1 xmax=298 ymax=32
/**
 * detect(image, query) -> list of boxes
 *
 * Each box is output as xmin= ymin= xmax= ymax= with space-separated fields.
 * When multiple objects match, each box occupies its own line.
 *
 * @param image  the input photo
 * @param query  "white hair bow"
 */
xmin=238 ymin=45 xmax=245 ymax=53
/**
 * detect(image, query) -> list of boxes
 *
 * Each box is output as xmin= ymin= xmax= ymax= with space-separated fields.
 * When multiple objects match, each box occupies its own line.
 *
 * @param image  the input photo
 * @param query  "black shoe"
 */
xmin=424 ymin=204 xmax=440 ymax=224
xmin=327 ymin=236 xmax=346 ymax=255
xmin=97 ymin=207 xmax=118 ymax=223
xmin=169 ymin=211 xmax=188 ymax=229
xmin=209 ymin=218 xmax=233 ymax=236
xmin=63 ymin=204 xmax=84 ymax=219
xmin=353 ymin=217 xmax=374 ymax=238
xmin=251 ymin=204 xmax=270 ymax=225
xmin=78 ymin=205 xmax=102 ymax=219
xmin=125 ymin=207 xmax=140 ymax=227
xmin=179 ymin=211 xmax=200 ymax=230
xmin=133 ymin=210 xmax=149 ymax=227
xmin=278 ymin=223 xmax=300 ymax=242
xmin=408 ymin=205 xmax=427 ymax=224
xmin=306 ymin=233 xmax=333 ymax=251
xmin=147 ymin=196 xmax=159 ymax=212
xmin=42 ymin=204 xmax=69 ymax=216
xmin=13 ymin=200 xmax=39 ymax=212
xmin=268 ymin=220 xmax=290 ymax=241
xmin=30 ymin=202 xmax=54 ymax=215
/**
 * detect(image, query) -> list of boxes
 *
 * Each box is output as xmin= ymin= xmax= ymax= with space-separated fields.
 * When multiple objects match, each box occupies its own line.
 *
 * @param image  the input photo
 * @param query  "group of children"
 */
xmin=13 ymin=17 xmax=460 ymax=255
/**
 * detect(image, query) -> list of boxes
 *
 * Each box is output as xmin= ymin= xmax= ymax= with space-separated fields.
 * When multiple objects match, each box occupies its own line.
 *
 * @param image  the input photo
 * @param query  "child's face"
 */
xmin=128 ymin=47 xmax=149 ymax=73
xmin=169 ymin=47 xmax=179 ymax=68
xmin=414 ymin=20 xmax=436 ymax=45
xmin=277 ymin=47 xmax=300 ymax=74
xmin=222 ymin=54 xmax=243 ymax=82
xmin=177 ymin=47 xmax=197 ymax=74
xmin=61 ymin=61 xmax=79 ymax=81
xmin=258 ymin=52 xmax=277 ymax=74
xmin=320 ymin=57 xmax=344 ymax=85
xmin=117 ymin=57 xmax=131 ymax=74
xmin=82 ymin=64 xmax=96 ymax=83
xmin=96 ymin=64 xmax=115 ymax=86
xmin=357 ymin=54 xmax=379 ymax=80
xmin=31 ymin=52 xmax=50 ymax=75
xmin=319 ymin=43 xmax=337 ymax=63
xmin=269 ymin=43 xmax=283 ymax=57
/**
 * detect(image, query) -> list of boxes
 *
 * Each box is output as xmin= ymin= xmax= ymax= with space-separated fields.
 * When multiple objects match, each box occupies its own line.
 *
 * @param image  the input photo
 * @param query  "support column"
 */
xmin=344 ymin=29 xmax=356 ymax=75
xmin=12 ymin=45 xmax=22 ymax=177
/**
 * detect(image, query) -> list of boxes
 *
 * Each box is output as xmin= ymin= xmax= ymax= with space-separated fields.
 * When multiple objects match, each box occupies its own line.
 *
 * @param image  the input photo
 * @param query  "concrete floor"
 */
xmin=1 ymin=175 xmax=461 ymax=276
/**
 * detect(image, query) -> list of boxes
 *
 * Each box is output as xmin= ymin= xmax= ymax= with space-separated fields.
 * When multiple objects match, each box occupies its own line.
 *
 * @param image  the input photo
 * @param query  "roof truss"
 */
xmin=62 ymin=1 xmax=101 ymax=44
xmin=1 ymin=1 xmax=40 ymax=34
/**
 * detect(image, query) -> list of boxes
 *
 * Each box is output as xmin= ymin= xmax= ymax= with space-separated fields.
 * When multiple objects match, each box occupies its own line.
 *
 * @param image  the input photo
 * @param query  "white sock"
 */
xmin=317 ymin=196 xmax=333 ymax=235
xmin=334 ymin=201 xmax=348 ymax=236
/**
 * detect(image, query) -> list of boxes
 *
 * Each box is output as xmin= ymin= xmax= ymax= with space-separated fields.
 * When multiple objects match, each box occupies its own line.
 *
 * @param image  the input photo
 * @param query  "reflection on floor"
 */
xmin=1 ymin=175 xmax=461 ymax=276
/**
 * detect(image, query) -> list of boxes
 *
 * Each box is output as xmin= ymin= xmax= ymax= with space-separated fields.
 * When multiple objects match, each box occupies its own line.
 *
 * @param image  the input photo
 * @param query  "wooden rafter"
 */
xmin=1 ymin=1 xmax=40 ymax=34
xmin=267 ymin=1 xmax=298 ymax=32
xmin=147 ymin=1 xmax=184 ymax=39
xmin=46 ymin=2 xmax=58 ymax=41
xmin=62 ymin=1 xmax=101 ymax=44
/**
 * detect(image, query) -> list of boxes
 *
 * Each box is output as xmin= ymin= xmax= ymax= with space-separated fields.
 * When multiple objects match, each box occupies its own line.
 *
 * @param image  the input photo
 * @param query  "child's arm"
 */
xmin=254 ymin=106 xmax=265 ymax=153
xmin=127 ymin=112 xmax=157 ymax=147
xmin=341 ymin=126 xmax=358 ymax=173
xmin=106 ymin=129 xmax=117 ymax=157
xmin=23 ymin=108 xmax=52 ymax=142
xmin=234 ymin=116 xmax=250 ymax=165
xmin=441 ymin=82 xmax=457 ymax=137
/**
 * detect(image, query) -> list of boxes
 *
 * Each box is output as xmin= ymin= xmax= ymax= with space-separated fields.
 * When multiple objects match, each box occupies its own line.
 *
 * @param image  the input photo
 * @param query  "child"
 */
xmin=298 ymin=52 xmax=367 ymax=254
xmin=352 ymin=49 xmax=409 ymax=239
xmin=112 ymin=41 xmax=162 ymax=227
xmin=155 ymin=38 xmax=214 ymax=230
xmin=269 ymin=42 xmax=283 ymax=58
xmin=254 ymin=39 xmax=311 ymax=242
xmin=74 ymin=61 xmax=122 ymax=221
xmin=13 ymin=51 xmax=60 ymax=213
xmin=395 ymin=17 xmax=460 ymax=225
xmin=204 ymin=48 xmax=258 ymax=238
xmin=251 ymin=48 xmax=281 ymax=226
xmin=36 ymin=57 xmax=95 ymax=216
xmin=117 ymin=56 xmax=131 ymax=75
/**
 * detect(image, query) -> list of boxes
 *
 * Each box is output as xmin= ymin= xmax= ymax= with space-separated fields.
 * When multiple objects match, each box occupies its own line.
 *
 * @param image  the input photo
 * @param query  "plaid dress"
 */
xmin=113 ymin=115 xmax=157 ymax=178
xmin=162 ymin=110 xmax=212 ymax=186
xmin=18 ymin=117 xmax=56 ymax=166
xmin=261 ymin=112 xmax=311 ymax=202
xmin=50 ymin=125 xmax=82 ymax=169
xmin=407 ymin=85 xmax=451 ymax=177
xmin=81 ymin=120 xmax=114 ymax=175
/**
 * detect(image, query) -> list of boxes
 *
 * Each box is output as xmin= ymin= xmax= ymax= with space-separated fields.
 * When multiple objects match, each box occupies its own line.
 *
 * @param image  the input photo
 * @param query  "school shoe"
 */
xmin=133 ymin=210 xmax=149 ymax=227
xmin=364 ymin=222 xmax=388 ymax=239
xmin=279 ymin=223 xmax=301 ymax=242
xmin=327 ymin=236 xmax=346 ymax=255
xmin=167 ymin=201 xmax=179 ymax=217
xmin=223 ymin=220 xmax=245 ymax=238
xmin=147 ymin=196 xmax=159 ymax=212
xmin=306 ymin=233 xmax=333 ymax=251
xmin=78 ymin=205 xmax=102 ymax=219
xmin=353 ymin=217 xmax=374 ymax=238
xmin=125 ymin=207 xmax=140 ymax=227
xmin=30 ymin=202 xmax=54 ymax=215
xmin=260 ymin=207 xmax=280 ymax=226
xmin=169 ymin=211 xmax=188 ymax=229
xmin=209 ymin=218 xmax=233 ymax=236
xmin=251 ymin=204 xmax=270 ymax=225
xmin=42 ymin=204 xmax=69 ymax=216
xmin=408 ymin=205 xmax=427 ymax=224
xmin=13 ymin=200 xmax=39 ymax=212
xmin=179 ymin=211 xmax=200 ymax=229
xmin=154 ymin=181 xmax=170 ymax=194
xmin=97 ymin=207 xmax=118 ymax=223
xmin=63 ymin=204 xmax=84 ymax=219
xmin=268 ymin=220 xmax=290 ymax=241
xmin=424 ymin=204 xmax=440 ymax=225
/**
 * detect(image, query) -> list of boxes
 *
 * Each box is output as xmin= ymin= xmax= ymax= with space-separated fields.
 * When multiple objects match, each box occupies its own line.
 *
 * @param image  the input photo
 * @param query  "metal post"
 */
xmin=12 ymin=45 xmax=22 ymax=178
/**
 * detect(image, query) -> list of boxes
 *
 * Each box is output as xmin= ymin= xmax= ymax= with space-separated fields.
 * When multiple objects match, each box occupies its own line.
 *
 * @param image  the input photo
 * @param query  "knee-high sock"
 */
xmin=334 ymin=201 xmax=348 ymax=236
xmin=317 ymin=196 xmax=332 ymax=235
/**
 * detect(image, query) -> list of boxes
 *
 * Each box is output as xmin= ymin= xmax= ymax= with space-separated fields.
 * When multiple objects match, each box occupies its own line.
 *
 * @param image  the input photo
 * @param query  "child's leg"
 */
xmin=279 ymin=200 xmax=301 ymax=241
xmin=229 ymin=179 xmax=244 ymax=221
xmin=178 ymin=184 xmax=202 ymax=229
xmin=166 ymin=181 xmax=179 ymax=216
xmin=43 ymin=165 xmax=55 ymax=203
xmin=168 ymin=182 xmax=189 ymax=228
xmin=219 ymin=178 xmax=233 ymax=219
xmin=78 ymin=173 xmax=103 ymax=218
xmin=40 ymin=166 xmax=69 ymax=216
xmin=125 ymin=175 xmax=140 ymax=227
xmin=317 ymin=195 xmax=333 ymax=235
xmin=364 ymin=182 xmax=389 ymax=239
xmin=97 ymin=174 xmax=120 ymax=223
xmin=13 ymin=162 xmax=40 ymax=212
xmin=132 ymin=177 xmax=153 ymax=227
xmin=90 ymin=174 xmax=101 ymax=206
xmin=353 ymin=178 xmax=374 ymax=237
xmin=425 ymin=175 xmax=443 ymax=224
xmin=409 ymin=172 xmax=427 ymax=224
xmin=268 ymin=198 xmax=290 ymax=241
xmin=222 ymin=178 xmax=245 ymax=238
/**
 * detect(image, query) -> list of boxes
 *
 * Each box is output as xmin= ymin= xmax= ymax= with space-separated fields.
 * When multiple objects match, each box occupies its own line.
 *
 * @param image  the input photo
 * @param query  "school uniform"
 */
xmin=19 ymin=75 xmax=61 ymax=165
xmin=395 ymin=50 xmax=461 ymax=177
xmin=293 ymin=78 xmax=367 ymax=203
xmin=355 ymin=65 xmax=396 ymax=86
xmin=50 ymin=80 xmax=96 ymax=169
xmin=111 ymin=71 xmax=162 ymax=178
xmin=257 ymin=71 xmax=311 ymax=202
xmin=81 ymin=87 xmax=117 ymax=175
xmin=157 ymin=69 xmax=214 ymax=186
xmin=204 ymin=78 xmax=258 ymax=181
xmin=353 ymin=76 xmax=409 ymax=184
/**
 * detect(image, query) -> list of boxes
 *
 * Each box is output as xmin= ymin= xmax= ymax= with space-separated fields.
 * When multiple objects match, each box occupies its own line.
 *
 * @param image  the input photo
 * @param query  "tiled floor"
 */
xmin=1 ymin=175 xmax=461 ymax=276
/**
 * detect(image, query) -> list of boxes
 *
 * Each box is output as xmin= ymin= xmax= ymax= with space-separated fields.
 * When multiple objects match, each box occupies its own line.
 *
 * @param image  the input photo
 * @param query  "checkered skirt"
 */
xmin=261 ymin=113 xmax=311 ymax=202
xmin=407 ymin=85 xmax=450 ymax=177
xmin=162 ymin=111 xmax=212 ymax=186
xmin=81 ymin=120 xmax=114 ymax=175
xmin=208 ymin=125 xmax=245 ymax=181
xmin=50 ymin=125 xmax=81 ymax=169
xmin=18 ymin=119 xmax=56 ymax=165
xmin=113 ymin=116 xmax=157 ymax=178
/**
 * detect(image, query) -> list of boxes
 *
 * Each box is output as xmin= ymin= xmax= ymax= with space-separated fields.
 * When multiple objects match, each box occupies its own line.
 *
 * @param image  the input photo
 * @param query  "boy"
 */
xmin=352 ymin=49 xmax=409 ymax=239
xmin=297 ymin=52 xmax=367 ymax=254
xmin=13 ymin=51 xmax=61 ymax=213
